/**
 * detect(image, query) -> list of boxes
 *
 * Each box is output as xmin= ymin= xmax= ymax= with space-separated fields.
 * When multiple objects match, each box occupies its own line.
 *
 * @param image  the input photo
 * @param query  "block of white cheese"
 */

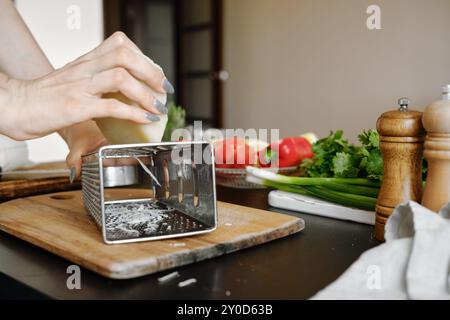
xmin=96 ymin=88 xmax=168 ymax=145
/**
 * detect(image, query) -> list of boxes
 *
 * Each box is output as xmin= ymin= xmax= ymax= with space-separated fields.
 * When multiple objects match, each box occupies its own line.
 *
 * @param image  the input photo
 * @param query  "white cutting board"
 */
xmin=268 ymin=190 xmax=375 ymax=225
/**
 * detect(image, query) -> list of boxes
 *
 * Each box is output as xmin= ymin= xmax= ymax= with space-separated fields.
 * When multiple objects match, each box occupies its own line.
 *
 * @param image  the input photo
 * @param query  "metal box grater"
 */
xmin=81 ymin=141 xmax=217 ymax=244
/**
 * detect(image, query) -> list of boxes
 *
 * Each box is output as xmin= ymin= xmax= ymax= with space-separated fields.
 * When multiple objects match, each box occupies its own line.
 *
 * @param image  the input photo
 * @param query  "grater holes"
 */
xmin=163 ymin=159 xmax=170 ymax=199
xmin=193 ymin=164 xmax=200 ymax=207
xmin=104 ymin=201 xmax=207 ymax=241
xmin=177 ymin=163 xmax=184 ymax=203
xmin=150 ymin=156 xmax=157 ymax=196
xmin=82 ymin=142 xmax=216 ymax=243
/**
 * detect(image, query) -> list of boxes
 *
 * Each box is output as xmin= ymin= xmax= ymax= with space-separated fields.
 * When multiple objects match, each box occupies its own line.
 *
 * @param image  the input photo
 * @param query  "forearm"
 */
xmin=0 ymin=0 xmax=53 ymax=80
xmin=0 ymin=22 xmax=170 ymax=175
xmin=0 ymin=0 xmax=89 ymax=143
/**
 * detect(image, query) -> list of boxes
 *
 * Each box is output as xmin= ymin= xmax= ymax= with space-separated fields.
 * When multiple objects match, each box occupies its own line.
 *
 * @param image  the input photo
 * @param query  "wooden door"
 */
xmin=103 ymin=0 xmax=225 ymax=127
xmin=176 ymin=0 xmax=224 ymax=128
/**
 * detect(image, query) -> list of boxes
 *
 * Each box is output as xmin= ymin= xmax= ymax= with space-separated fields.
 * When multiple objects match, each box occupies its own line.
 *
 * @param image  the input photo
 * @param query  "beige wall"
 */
xmin=223 ymin=0 xmax=450 ymax=141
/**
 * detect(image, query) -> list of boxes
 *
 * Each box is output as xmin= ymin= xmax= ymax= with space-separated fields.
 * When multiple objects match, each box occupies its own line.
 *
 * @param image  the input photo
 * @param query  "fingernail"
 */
xmin=145 ymin=113 xmax=160 ymax=122
xmin=154 ymin=99 xmax=168 ymax=114
xmin=69 ymin=167 xmax=76 ymax=184
xmin=162 ymin=78 xmax=175 ymax=94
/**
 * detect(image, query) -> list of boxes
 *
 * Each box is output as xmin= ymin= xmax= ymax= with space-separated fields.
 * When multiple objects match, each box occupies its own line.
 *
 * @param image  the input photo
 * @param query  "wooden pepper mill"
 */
xmin=375 ymin=98 xmax=425 ymax=241
xmin=421 ymin=85 xmax=450 ymax=212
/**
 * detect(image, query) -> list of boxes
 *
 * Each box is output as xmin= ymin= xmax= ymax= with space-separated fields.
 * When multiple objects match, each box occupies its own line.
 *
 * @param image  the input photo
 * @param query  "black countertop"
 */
xmin=0 ymin=186 xmax=379 ymax=299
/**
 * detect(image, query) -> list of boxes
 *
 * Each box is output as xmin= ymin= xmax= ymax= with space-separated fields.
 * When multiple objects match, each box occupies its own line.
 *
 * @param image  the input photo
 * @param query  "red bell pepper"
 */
xmin=214 ymin=137 xmax=258 ymax=168
xmin=261 ymin=136 xmax=315 ymax=168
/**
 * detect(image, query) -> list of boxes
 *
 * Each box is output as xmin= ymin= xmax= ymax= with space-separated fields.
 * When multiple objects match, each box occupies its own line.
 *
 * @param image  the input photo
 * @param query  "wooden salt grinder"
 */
xmin=375 ymin=98 xmax=425 ymax=241
xmin=422 ymin=85 xmax=450 ymax=212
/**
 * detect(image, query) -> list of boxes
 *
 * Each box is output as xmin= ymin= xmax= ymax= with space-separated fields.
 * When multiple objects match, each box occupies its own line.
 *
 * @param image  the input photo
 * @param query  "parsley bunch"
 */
xmin=302 ymin=129 xmax=383 ymax=181
xmin=162 ymin=102 xmax=186 ymax=142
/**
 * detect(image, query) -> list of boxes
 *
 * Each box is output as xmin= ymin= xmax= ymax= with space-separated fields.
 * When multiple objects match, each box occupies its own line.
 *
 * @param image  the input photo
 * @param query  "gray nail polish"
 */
xmin=69 ymin=167 xmax=76 ymax=184
xmin=154 ymin=99 xmax=168 ymax=114
xmin=162 ymin=78 xmax=175 ymax=94
xmin=145 ymin=113 xmax=160 ymax=122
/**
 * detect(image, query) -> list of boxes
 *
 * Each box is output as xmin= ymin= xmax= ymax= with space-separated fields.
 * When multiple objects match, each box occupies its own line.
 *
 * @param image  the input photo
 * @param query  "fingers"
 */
xmin=89 ymin=68 xmax=167 ymax=115
xmin=72 ymin=31 xmax=142 ymax=64
xmin=92 ymin=32 xmax=142 ymax=59
xmin=62 ymin=31 xmax=174 ymax=96
xmin=66 ymin=153 xmax=82 ymax=182
xmin=91 ymin=98 xmax=161 ymax=124
xmin=72 ymin=32 xmax=171 ymax=94
xmin=84 ymin=45 xmax=168 ymax=94
xmin=65 ymin=125 xmax=108 ymax=181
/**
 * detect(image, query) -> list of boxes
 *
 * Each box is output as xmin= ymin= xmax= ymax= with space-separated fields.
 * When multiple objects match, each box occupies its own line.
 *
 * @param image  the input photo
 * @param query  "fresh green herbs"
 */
xmin=246 ymin=130 xmax=384 ymax=211
xmin=162 ymin=102 xmax=186 ymax=142
xmin=301 ymin=129 xmax=383 ymax=181
xmin=248 ymin=129 xmax=431 ymax=211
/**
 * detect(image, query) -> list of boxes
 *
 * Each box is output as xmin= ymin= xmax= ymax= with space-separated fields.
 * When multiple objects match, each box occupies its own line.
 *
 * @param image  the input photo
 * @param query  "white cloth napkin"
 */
xmin=312 ymin=201 xmax=450 ymax=300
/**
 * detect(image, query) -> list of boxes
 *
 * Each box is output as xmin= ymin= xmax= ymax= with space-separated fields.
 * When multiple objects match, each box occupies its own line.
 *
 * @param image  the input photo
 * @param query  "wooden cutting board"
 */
xmin=0 ymin=190 xmax=304 ymax=279
xmin=0 ymin=162 xmax=80 ymax=202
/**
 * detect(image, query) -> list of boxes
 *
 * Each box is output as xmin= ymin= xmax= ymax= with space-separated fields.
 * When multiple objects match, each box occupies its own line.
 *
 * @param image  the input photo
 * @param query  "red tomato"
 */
xmin=259 ymin=136 xmax=314 ymax=168
xmin=214 ymin=137 xmax=257 ymax=168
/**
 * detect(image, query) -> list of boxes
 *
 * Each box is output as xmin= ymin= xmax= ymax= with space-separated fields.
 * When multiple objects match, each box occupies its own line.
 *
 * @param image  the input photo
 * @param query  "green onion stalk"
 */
xmin=246 ymin=167 xmax=379 ymax=211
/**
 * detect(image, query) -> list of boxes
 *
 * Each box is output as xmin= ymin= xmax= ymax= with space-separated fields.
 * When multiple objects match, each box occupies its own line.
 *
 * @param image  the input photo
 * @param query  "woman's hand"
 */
xmin=0 ymin=31 xmax=174 ymax=141
xmin=60 ymin=121 xmax=108 ymax=182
